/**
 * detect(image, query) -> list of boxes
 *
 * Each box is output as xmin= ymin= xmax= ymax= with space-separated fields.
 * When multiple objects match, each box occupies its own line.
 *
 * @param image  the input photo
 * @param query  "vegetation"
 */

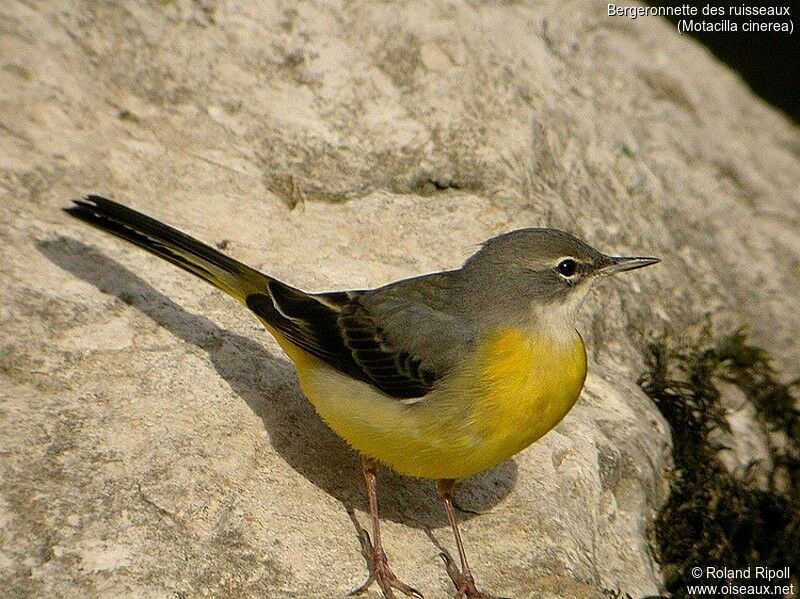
xmin=639 ymin=327 xmax=799 ymax=598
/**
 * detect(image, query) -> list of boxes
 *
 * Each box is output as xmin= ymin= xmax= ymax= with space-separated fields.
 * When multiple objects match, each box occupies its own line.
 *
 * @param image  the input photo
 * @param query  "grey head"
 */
xmin=453 ymin=228 xmax=659 ymax=330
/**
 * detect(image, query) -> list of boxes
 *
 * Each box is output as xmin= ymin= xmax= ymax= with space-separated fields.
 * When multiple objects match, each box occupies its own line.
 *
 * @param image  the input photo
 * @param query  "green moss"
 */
xmin=639 ymin=327 xmax=799 ymax=598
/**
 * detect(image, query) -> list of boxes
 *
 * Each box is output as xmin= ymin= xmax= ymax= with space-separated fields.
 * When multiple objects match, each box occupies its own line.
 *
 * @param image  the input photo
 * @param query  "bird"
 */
xmin=64 ymin=194 xmax=659 ymax=599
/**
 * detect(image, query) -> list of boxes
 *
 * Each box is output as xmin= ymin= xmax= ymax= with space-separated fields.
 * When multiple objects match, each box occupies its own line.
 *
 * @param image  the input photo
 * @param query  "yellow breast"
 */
xmin=466 ymin=328 xmax=588 ymax=467
xmin=268 ymin=325 xmax=587 ymax=480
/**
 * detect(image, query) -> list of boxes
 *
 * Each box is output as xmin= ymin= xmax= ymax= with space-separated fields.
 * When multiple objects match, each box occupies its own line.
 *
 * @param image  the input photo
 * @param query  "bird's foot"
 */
xmin=350 ymin=528 xmax=423 ymax=599
xmin=439 ymin=551 xmax=506 ymax=599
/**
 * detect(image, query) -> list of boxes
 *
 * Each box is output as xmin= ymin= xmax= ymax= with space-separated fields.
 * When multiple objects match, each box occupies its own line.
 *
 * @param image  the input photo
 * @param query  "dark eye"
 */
xmin=556 ymin=258 xmax=577 ymax=277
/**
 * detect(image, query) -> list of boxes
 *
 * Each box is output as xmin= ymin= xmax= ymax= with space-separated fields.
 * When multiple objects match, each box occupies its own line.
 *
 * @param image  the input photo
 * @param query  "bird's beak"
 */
xmin=597 ymin=256 xmax=660 ymax=276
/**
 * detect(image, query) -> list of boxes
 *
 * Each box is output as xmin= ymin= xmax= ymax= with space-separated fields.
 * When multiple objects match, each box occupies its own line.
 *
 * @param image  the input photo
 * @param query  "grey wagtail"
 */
xmin=64 ymin=195 xmax=659 ymax=599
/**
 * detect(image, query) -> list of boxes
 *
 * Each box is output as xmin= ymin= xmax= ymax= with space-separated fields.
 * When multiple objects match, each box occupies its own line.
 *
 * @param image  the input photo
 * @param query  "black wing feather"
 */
xmin=245 ymin=283 xmax=436 ymax=399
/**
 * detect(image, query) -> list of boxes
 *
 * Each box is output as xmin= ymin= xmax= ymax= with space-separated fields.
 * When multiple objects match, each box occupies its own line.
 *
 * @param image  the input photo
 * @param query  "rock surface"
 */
xmin=1 ymin=1 xmax=798 ymax=598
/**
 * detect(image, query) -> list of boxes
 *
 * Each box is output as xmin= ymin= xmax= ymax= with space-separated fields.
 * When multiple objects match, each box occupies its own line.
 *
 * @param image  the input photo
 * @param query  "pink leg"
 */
xmin=350 ymin=460 xmax=423 ymax=599
xmin=437 ymin=479 xmax=504 ymax=599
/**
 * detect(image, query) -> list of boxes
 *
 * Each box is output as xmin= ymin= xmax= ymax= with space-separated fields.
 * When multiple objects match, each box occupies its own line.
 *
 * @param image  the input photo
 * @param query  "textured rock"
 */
xmin=1 ymin=1 xmax=798 ymax=598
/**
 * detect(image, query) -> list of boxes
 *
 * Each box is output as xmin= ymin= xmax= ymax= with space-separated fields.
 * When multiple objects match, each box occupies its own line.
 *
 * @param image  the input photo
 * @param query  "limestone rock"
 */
xmin=1 ymin=1 xmax=798 ymax=598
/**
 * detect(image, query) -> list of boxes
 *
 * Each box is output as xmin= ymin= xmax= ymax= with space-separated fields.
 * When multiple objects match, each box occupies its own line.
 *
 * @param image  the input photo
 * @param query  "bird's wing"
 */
xmin=245 ymin=279 xmax=473 ymax=400
xmin=64 ymin=196 xmax=473 ymax=400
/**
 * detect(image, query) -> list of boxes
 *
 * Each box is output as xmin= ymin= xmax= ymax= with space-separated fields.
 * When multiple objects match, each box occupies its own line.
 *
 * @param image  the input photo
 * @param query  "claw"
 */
xmin=439 ymin=550 xmax=462 ymax=584
xmin=438 ymin=549 xmax=504 ymax=599
xmin=350 ymin=523 xmax=423 ymax=599
xmin=349 ymin=574 xmax=376 ymax=597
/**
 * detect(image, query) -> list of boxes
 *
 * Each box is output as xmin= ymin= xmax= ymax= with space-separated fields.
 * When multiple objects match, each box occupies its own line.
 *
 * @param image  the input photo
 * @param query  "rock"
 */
xmin=1 ymin=1 xmax=797 ymax=598
xmin=711 ymin=381 xmax=775 ymax=490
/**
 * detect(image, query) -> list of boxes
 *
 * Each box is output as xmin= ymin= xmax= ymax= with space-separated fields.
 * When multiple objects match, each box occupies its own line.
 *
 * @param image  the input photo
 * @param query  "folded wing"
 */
xmin=246 ymin=279 xmax=472 ymax=400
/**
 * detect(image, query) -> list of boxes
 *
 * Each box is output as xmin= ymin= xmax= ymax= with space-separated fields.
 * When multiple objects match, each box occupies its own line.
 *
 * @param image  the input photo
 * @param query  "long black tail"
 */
xmin=64 ymin=195 xmax=270 ymax=303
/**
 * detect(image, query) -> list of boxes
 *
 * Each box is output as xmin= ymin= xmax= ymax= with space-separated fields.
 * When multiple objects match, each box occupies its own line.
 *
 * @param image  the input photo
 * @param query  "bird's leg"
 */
xmin=350 ymin=459 xmax=423 ymax=599
xmin=437 ymin=479 xmax=499 ymax=599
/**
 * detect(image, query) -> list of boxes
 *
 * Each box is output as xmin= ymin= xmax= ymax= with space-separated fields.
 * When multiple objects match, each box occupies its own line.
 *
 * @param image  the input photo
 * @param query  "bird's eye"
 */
xmin=556 ymin=258 xmax=577 ymax=277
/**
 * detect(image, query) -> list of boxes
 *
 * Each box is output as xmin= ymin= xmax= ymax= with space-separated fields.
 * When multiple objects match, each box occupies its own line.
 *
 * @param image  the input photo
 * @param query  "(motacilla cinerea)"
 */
xmin=64 ymin=195 xmax=659 ymax=599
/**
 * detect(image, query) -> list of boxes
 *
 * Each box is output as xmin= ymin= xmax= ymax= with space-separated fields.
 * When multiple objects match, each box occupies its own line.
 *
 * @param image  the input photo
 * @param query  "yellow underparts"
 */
xmin=268 ymin=325 xmax=587 ymax=480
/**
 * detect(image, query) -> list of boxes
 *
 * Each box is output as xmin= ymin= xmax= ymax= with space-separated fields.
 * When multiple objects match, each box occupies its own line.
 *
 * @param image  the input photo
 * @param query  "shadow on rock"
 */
xmin=38 ymin=237 xmax=517 ymax=529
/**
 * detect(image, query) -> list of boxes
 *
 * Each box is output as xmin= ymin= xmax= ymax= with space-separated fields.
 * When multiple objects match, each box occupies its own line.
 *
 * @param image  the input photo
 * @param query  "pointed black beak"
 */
xmin=597 ymin=256 xmax=660 ymax=276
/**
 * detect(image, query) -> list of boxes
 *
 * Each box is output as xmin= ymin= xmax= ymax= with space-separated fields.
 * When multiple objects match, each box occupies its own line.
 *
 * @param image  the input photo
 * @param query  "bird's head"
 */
xmin=461 ymin=228 xmax=659 ymax=332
